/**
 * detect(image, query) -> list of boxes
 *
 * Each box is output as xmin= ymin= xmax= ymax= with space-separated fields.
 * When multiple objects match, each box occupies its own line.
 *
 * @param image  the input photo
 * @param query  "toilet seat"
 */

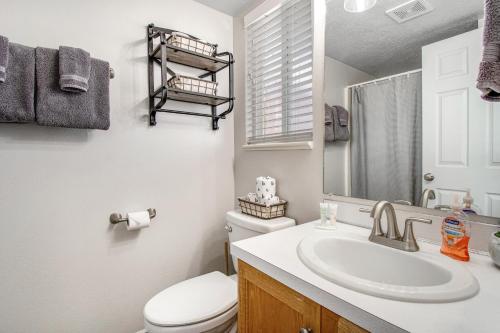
xmin=144 ymin=272 xmax=238 ymax=333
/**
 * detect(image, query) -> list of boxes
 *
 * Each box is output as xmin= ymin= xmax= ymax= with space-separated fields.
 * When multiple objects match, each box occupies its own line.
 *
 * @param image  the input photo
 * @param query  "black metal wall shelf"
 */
xmin=147 ymin=24 xmax=234 ymax=130
xmin=151 ymin=44 xmax=230 ymax=73
xmin=163 ymin=88 xmax=231 ymax=106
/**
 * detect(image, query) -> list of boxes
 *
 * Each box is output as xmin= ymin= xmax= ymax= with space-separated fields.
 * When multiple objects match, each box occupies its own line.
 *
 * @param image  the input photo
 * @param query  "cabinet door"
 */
xmin=320 ymin=307 xmax=340 ymax=333
xmin=238 ymin=260 xmax=321 ymax=333
xmin=321 ymin=307 xmax=368 ymax=333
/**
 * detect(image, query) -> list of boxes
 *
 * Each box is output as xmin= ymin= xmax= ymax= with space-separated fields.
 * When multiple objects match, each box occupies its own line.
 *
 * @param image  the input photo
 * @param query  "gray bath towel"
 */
xmin=59 ymin=46 xmax=91 ymax=93
xmin=325 ymin=104 xmax=349 ymax=142
xmin=35 ymin=47 xmax=110 ymax=130
xmin=0 ymin=43 xmax=35 ymax=122
xmin=0 ymin=35 xmax=9 ymax=83
xmin=477 ymin=0 xmax=500 ymax=101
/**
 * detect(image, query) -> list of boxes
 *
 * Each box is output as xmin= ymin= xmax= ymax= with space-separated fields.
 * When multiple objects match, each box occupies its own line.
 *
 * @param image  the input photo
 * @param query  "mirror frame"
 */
xmin=320 ymin=4 xmax=498 ymax=226
xmin=323 ymin=193 xmax=500 ymax=226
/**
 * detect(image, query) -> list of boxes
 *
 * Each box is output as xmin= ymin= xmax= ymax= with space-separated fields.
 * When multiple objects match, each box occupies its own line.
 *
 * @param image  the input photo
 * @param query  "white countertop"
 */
xmin=231 ymin=221 xmax=500 ymax=333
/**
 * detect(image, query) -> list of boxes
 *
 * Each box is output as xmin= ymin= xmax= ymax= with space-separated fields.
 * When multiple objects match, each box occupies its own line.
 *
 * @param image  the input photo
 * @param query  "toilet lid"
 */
xmin=144 ymin=271 xmax=237 ymax=327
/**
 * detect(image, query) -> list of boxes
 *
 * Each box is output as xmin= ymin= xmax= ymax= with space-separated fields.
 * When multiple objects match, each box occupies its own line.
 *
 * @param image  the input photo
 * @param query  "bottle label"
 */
xmin=441 ymin=215 xmax=470 ymax=261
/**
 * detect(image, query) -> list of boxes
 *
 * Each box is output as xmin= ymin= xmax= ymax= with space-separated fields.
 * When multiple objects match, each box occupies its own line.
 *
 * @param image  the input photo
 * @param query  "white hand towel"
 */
xmin=126 ymin=211 xmax=151 ymax=231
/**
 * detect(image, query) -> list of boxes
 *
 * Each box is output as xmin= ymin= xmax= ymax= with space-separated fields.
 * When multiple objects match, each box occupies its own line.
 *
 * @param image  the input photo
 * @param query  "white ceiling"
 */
xmin=195 ymin=0 xmax=484 ymax=77
xmin=326 ymin=0 xmax=484 ymax=77
xmin=193 ymin=0 xmax=255 ymax=16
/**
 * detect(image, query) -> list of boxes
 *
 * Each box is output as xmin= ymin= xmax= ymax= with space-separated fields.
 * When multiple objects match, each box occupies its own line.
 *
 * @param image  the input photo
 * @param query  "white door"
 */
xmin=422 ymin=29 xmax=500 ymax=217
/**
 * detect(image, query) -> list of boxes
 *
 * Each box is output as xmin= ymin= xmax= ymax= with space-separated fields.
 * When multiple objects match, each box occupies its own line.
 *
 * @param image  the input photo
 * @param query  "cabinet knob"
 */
xmin=299 ymin=328 xmax=312 ymax=333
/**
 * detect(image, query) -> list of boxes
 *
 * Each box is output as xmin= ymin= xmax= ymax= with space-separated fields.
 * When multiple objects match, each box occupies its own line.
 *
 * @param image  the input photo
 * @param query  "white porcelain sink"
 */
xmin=297 ymin=233 xmax=479 ymax=303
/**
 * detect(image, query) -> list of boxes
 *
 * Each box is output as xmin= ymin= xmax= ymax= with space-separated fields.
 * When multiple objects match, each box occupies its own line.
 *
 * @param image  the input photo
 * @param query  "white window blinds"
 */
xmin=246 ymin=0 xmax=313 ymax=144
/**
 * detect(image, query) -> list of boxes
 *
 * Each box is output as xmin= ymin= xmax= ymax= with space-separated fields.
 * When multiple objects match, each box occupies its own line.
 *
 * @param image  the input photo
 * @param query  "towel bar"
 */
xmin=109 ymin=208 xmax=156 ymax=224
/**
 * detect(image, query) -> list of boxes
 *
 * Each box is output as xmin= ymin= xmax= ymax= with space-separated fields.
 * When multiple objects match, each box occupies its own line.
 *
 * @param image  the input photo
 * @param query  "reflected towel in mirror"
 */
xmin=325 ymin=104 xmax=349 ymax=142
xmin=477 ymin=0 xmax=500 ymax=101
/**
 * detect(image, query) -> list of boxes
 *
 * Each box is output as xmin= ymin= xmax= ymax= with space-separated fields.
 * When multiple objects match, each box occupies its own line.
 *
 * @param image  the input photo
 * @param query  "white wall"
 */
xmin=323 ymin=56 xmax=373 ymax=195
xmin=0 ymin=1 xmax=234 ymax=332
xmin=233 ymin=0 xmax=326 ymax=224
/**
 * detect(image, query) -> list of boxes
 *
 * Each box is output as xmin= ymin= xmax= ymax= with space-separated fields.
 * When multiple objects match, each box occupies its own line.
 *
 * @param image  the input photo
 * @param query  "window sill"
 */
xmin=242 ymin=141 xmax=314 ymax=151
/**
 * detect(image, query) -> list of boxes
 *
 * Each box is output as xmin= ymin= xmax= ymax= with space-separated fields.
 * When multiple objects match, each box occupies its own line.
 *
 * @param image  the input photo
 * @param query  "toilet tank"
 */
xmin=225 ymin=210 xmax=295 ymax=272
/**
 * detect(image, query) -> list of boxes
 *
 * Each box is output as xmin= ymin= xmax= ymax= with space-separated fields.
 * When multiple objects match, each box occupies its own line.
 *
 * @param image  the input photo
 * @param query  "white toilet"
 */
xmin=143 ymin=210 xmax=295 ymax=333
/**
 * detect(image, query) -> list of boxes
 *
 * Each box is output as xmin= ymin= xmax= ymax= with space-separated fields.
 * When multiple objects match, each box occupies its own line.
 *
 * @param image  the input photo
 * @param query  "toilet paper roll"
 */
xmin=246 ymin=192 xmax=259 ymax=203
xmin=262 ymin=196 xmax=280 ymax=207
xmin=256 ymin=176 xmax=276 ymax=201
xmin=126 ymin=211 xmax=151 ymax=231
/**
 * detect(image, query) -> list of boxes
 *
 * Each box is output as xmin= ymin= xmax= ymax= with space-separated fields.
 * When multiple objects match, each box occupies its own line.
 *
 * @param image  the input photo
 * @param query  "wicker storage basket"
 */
xmin=167 ymin=32 xmax=216 ymax=57
xmin=167 ymin=75 xmax=218 ymax=96
xmin=238 ymin=197 xmax=287 ymax=220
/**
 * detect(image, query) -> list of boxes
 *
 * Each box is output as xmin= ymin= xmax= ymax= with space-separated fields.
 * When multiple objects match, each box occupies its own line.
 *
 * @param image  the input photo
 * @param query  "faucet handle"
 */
xmin=406 ymin=217 xmax=433 ymax=225
xmin=434 ymin=205 xmax=451 ymax=211
xmin=394 ymin=200 xmax=412 ymax=206
xmin=405 ymin=217 xmax=433 ymax=224
xmin=402 ymin=218 xmax=432 ymax=252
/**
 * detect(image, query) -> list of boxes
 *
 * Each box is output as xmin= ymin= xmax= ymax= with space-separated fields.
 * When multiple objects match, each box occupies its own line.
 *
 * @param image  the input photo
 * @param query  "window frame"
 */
xmin=244 ymin=0 xmax=314 ymax=150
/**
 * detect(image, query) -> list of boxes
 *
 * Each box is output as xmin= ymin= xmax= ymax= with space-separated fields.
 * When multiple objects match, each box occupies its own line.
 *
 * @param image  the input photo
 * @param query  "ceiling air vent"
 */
xmin=386 ymin=0 xmax=434 ymax=23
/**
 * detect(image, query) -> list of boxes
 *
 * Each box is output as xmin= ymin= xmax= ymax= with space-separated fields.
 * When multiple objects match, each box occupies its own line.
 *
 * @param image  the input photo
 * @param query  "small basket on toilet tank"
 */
xmin=238 ymin=197 xmax=287 ymax=219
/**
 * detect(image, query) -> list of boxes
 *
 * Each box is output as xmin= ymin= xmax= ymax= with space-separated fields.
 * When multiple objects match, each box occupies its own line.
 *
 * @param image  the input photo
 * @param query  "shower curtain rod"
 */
xmin=346 ymin=68 xmax=422 ymax=89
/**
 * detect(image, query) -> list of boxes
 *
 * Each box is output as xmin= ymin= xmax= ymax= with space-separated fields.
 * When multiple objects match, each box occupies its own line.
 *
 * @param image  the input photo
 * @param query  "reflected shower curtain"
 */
xmin=350 ymin=73 xmax=422 ymax=204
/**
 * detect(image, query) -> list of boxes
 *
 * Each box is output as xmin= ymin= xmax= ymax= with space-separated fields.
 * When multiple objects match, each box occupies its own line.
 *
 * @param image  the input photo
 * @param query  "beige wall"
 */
xmin=323 ymin=56 xmax=374 ymax=195
xmin=0 ymin=1 xmax=234 ymax=332
xmin=323 ymin=56 xmax=374 ymax=108
xmin=233 ymin=0 xmax=326 ymax=224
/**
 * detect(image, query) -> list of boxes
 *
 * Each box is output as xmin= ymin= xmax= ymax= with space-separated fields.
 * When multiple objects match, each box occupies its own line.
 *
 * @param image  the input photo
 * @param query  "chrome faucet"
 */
xmin=419 ymin=189 xmax=436 ymax=208
xmin=370 ymin=201 xmax=401 ymax=240
xmin=360 ymin=201 xmax=432 ymax=252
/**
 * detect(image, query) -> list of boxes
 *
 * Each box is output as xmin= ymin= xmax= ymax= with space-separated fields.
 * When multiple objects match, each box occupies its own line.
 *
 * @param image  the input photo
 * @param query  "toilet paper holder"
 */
xmin=109 ymin=208 xmax=157 ymax=224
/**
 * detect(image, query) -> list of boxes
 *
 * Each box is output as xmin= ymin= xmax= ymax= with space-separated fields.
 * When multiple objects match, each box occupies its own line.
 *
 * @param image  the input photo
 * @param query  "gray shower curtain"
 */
xmin=350 ymin=73 xmax=422 ymax=204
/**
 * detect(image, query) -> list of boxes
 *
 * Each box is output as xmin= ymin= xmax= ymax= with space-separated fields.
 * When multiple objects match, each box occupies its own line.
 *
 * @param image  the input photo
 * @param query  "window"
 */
xmin=246 ymin=0 xmax=313 ymax=145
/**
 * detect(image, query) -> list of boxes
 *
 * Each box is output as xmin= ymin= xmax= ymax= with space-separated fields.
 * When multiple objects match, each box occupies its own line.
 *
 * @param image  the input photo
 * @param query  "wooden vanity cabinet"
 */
xmin=238 ymin=260 xmax=368 ymax=333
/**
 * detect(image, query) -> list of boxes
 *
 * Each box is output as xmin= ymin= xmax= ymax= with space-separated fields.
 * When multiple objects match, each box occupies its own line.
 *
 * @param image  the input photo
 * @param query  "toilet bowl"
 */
xmin=143 ymin=211 xmax=295 ymax=333
xmin=144 ymin=272 xmax=238 ymax=333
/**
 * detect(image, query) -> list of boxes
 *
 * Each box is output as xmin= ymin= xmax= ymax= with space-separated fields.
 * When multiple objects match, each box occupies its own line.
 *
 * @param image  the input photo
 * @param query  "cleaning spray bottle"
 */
xmin=441 ymin=195 xmax=470 ymax=261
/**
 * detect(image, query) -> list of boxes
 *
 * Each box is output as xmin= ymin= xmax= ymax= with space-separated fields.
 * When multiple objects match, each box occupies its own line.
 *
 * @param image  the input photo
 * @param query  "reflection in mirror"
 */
xmin=323 ymin=0 xmax=500 ymax=219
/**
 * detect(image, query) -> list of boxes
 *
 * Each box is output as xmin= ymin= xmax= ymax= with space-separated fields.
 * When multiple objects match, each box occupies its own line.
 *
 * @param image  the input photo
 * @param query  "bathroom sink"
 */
xmin=297 ymin=233 xmax=479 ymax=303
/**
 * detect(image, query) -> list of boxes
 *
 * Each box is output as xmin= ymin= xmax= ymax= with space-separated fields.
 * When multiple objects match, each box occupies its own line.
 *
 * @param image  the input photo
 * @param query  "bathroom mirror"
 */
xmin=323 ymin=0 xmax=500 ymax=221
